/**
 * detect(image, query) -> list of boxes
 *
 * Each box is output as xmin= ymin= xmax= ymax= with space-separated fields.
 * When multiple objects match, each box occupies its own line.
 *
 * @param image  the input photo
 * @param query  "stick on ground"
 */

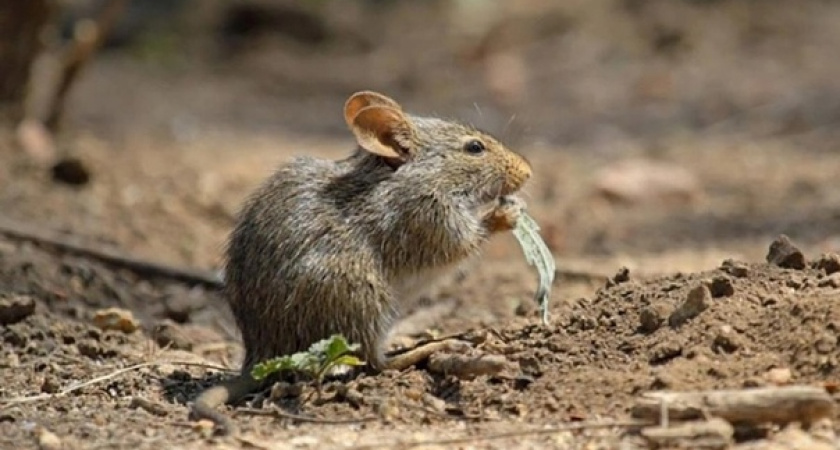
xmin=0 ymin=361 xmax=233 ymax=408
xmin=44 ymin=0 xmax=129 ymax=131
xmin=0 ymin=217 xmax=223 ymax=288
xmin=631 ymin=385 xmax=835 ymax=425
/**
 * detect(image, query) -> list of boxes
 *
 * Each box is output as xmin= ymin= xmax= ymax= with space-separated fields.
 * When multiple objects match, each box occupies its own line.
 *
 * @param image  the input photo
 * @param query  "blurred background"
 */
xmin=2 ymin=0 xmax=840 ymax=274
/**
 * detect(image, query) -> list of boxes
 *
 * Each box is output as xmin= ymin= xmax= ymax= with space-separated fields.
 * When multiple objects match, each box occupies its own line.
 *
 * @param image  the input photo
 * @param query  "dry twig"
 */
xmin=641 ymin=417 xmax=734 ymax=448
xmin=632 ymin=386 xmax=835 ymax=425
xmin=0 ymin=217 xmax=223 ymax=288
xmin=348 ymin=420 xmax=647 ymax=449
xmin=0 ymin=361 xmax=234 ymax=408
xmin=44 ymin=0 xmax=130 ymax=131
xmin=236 ymin=406 xmax=378 ymax=425
xmin=427 ymin=352 xmax=511 ymax=379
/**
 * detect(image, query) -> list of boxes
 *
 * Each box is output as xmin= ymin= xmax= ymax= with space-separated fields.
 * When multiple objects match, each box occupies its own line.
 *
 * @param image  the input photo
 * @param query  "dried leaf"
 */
xmin=512 ymin=212 xmax=556 ymax=325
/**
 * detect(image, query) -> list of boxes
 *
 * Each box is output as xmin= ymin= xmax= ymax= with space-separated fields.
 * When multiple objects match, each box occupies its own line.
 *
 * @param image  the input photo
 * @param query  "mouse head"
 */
xmin=344 ymin=91 xmax=532 ymax=201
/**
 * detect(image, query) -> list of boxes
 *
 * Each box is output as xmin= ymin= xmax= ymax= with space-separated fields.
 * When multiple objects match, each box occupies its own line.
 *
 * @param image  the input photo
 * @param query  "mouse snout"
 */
xmin=501 ymin=151 xmax=532 ymax=194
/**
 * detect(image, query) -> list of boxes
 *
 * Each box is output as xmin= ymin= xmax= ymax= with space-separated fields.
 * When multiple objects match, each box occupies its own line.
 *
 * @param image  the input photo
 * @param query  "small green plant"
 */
xmin=250 ymin=334 xmax=365 ymax=389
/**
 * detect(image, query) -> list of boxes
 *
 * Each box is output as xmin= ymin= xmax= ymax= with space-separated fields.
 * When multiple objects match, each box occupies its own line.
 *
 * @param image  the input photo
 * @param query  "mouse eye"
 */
xmin=463 ymin=139 xmax=486 ymax=155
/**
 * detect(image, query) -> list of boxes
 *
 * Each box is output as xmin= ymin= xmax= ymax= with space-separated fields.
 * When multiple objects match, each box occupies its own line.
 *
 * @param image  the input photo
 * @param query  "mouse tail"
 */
xmin=190 ymin=375 xmax=261 ymax=436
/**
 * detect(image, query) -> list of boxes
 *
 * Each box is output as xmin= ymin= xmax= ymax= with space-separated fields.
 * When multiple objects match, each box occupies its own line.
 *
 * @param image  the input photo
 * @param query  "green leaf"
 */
xmin=249 ymin=335 xmax=365 ymax=382
xmin=324 ymin=335 xmax=360 ymax=361
xmin=330 ymin=354 xmax=366 ymax=368
xmin=307 ymin=336 xmax=332 ymax=356
xmin=251 ymin=355 xmax=295 ymax=381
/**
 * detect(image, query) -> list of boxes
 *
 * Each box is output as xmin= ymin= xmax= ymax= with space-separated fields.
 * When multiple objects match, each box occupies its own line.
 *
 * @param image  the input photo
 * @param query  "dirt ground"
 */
xmin=1 ymin=1 xmax=840 ymax=449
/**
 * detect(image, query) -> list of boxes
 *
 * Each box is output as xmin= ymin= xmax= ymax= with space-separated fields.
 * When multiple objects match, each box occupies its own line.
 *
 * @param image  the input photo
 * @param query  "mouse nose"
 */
xmin=503 ymin=151 xmax=532 ymax=194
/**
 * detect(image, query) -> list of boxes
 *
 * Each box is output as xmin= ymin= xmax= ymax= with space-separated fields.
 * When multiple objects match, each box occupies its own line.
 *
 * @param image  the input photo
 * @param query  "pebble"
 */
xmin=817 ymin=272 xmax=840 ymax=288
xmin=761 ymin=426 xmax=836 ymax=450
xmin=712 ymin=325 xmax=743 ymax=353
xmin=764 ymin=367 xmax=793 ymax=385
xmin=639 ymin=304 xmax=667 ymax=333
xmin=35 ymin=427 xmax=62 ymax=450
xmin=720 ymin=259 xmax=750 ymax=278
xmin=51 ymin=157 xmax=91 ymax=186
xmin=0 ymin=294 xmax=36 ymax=325
xmin=92 ymin=307 xmax=140 ymax=333
xmin=766 ymin=235 xmax=807 ymax=270
xmin=669 ymin=285 xmax=711 ymax=328
xmin=151 ymin=320 xmax=192 ymax=350
xmin=814 ymin=253 xmax=840 ymax=275
xmin=707 ymin=276 xmax=735 ymax=298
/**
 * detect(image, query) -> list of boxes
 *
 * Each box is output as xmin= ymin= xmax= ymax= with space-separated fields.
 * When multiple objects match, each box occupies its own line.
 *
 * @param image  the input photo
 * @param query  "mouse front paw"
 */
xmin=483 ymin=196 xmax=524 ymax=233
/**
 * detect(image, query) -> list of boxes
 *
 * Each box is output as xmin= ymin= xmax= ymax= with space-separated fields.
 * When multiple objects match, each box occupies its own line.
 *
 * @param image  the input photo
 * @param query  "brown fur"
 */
xmin=190 ymin=91 xmax=532 ymax=435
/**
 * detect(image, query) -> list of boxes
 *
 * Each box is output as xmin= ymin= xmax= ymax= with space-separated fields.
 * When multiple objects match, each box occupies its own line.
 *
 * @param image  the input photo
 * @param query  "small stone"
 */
xmin=518 ymin=356 xmax=542 ymax=377
xmin=707 ymin=276 xmax=735 ymax=298
xmin=421 ymin=393 xmax=447 ymax=413
xmin=513 ymin=374 xmax=535 ymax=390
xmin=35 ymin=427 xmax=62 ymax=450
xmin=809 ymin=418 xmax=836 ymax=442
xmin=376 ymin=399 xmax=400 ymax=421
xmin=51 ymin=157 xmax=91 ymax=186
xmin=814 ymin=253 xmax=840 ymax=275
xmin=766 ymin=235 xmax=807 ymax=270
xmin=764 ymin=367 xmax=793 ymax=385
xmin=786 ymin=276 xmax=804 ymax=289
xmin=151 ymin=320 xmax=192 ymax=350
xmin=162 ymin=286 xmax=207 ymax=323
xmin=669 ymin=285 xmax=711 ymax=328
xmin=720 ymin=259 xmax=750 ymax=278
xmin=685 ymin=345 xmax=711 ymax=361
xmin=815 ymin=334 xmax=837 ymax=354
xmin=650 ymin=372 xmax=675 ymax=390
xmin=817 ymin=272 xmax=840 ymax=288
xmin=336 ymin=386 xmax=364 ymax=408
xmin=0 ymin=294 xmax=36 ymax=325
xmin=769 ymin=426 xmax=835 ymax=450
xmin=4 ymin=352 xmax=20 ymax=368
xmin=649 ymin=342 xmax=682 ymax=364
xmin=403 ymin=388 xmax=423 ymax=402
xmin=129 ymin=397 xmax=170 ymax=417
xmin=92 ymin=307 xmax=139 ymax=334
xmin=742 ymin=378 xmax=763 ymax=388
xmin=761 ymin=296 xmax=779 ymax=307
xmin=77 ymin=340 xmax=103 ymax=359
xmin=606 ymin=267 xmax=630 ymax=287
xmin=639 ymin=304 xmax=667 ymax=333
xmin=41 ymin=375 xmax=61 ymax=394
xmin=712 ymin=325 xmax=742 ymax=353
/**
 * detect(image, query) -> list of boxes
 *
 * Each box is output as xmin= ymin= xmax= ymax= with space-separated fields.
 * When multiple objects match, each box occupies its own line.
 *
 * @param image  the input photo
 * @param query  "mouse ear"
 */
xmin=351 ymin=106 xmax=415 ymax=160
xmin=344 ymin=91 xmax=403 ymax=127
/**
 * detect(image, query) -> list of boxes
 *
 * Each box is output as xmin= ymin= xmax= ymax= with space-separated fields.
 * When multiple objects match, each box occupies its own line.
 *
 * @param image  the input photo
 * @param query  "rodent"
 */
xmin=190 ymin=90 xmax=532 ymax=435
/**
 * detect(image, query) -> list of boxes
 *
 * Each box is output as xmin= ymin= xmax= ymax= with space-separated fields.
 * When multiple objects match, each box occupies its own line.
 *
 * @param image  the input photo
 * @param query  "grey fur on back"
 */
xmin=225 ymin=148 xmax=484 ymax=372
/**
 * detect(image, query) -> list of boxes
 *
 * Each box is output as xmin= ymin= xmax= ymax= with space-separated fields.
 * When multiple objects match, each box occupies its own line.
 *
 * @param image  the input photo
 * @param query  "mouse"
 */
xmin=190 ymin=90 xmax=532 ymax=435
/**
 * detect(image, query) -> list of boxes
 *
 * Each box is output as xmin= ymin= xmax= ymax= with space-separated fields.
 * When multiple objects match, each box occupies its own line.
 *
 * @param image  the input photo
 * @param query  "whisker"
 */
xmin=520 ymin=186 xmax=534 ymax=202
xmin=503 ymin=114 xmax=517 ymax=141
xmin=473 ymin=102 xmax=483 ymax=118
